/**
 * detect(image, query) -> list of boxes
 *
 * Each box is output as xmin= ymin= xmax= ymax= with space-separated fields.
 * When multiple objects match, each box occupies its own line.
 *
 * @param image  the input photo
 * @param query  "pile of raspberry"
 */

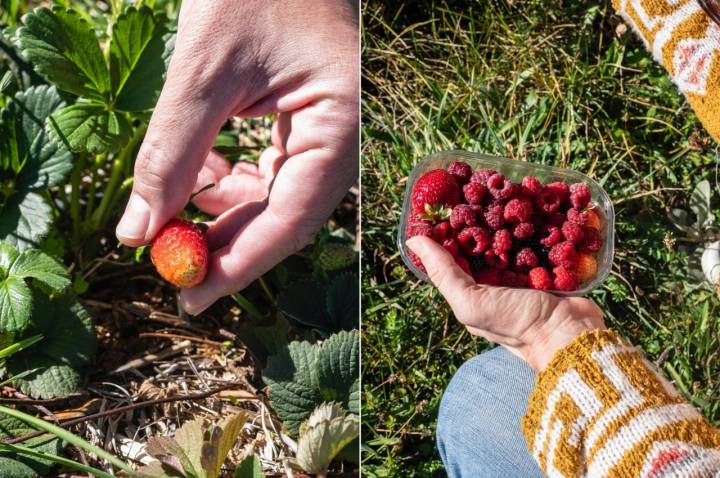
xmin=406 ymin=161 xmax=604 ymax=291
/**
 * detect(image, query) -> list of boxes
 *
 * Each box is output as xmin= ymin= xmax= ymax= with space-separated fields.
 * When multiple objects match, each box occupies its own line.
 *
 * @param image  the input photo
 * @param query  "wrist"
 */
xmin=526 ymin=300 xmax=605 ymax=372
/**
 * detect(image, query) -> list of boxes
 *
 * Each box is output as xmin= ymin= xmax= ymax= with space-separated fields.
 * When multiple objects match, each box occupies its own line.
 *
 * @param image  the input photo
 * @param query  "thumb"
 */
xmin=115 ymin=49 xmax=234 ymax=246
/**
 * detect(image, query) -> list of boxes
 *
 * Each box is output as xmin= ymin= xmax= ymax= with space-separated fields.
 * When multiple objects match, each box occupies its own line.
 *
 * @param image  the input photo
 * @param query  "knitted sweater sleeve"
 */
xmin=521 ymin=329 xmax=720 ymax=477
xmin=612 ymin=0 xmax=720 ymax=141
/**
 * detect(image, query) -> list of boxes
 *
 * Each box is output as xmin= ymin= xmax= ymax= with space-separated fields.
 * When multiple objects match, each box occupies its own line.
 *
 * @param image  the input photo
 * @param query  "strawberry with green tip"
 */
xmin=411 ymin=169 xmax=461 ymax=220
xmin=150 ymin=218 xmax=209 ymax=288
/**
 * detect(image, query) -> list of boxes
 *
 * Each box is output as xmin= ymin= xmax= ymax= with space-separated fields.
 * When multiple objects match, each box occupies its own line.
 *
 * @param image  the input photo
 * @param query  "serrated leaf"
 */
xmin=144 ymin=436 xmax=193 ymax=476
xmin=137 ymin=460 xmax=177 ymax=478
xmin=277 ymin=281 xmax=330 ymax=330
xmin=173 ymin=417 xmax=204 ymax=476
xmin=1 ymin=85 xmax=73 ymax=191
xmin=0 ymin=191 xmax=51 ymax=251
xmin=292 ymin=405 xmax=359 ymax=475
xmin=0 ymin=275 xmax=32 ymax=334
xmin=325 ymin=272 xmax=359 ymax=331
xmin=0 ymin=416 xmax=62 ymax=478
xmin=234 ymin=455 xmax=264 ymax=478
xmin=317 ymin=331 xmax=359 ymax=414
xmin=49 ymin=103 xmax=131 ymax=154
xmin=9 ymin=249 xmax=69 ymax=291
xmin=5 ymin=294 xmax=96 ymax=398
xmin=201 ymin=412 xmax=247 ymax=478
xmin=110 ymin=7 xmax=172 ymax=111
xmin=18 ymin=8 xmax=110 ymax=102
xmin=236 ymin=314 xmax=289 ymax=363
xmin=690 ymin=180 xmax=713 ymax=228
xmin=263 ymin=341 xmax=322 ymax=436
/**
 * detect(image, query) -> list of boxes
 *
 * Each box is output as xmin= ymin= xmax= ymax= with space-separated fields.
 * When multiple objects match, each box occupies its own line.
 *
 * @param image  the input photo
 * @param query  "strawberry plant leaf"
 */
xmin=49 ymin=103 xmax=131 ymax=154
xmin=317 ymin=330 xmax=359 ymax=414
xmin=291 ymin=403 xmax=359 ymax=475
xmin=9 ymin=249 xmax=70 ymax=292
xmin=325 ymin=272 xmax=359 ymax=331
xmin=17 ymin=8 xmax=111 ymax=103
xmin=144 ymin=435 xmax=196 ymax=477
xmin=234 ymin=455 xmax=265 ymax=478
xmin=1 ymin=85 xmax=73 ymax=191
xmin=172 ymin=417 xmax=204 ymax=475
xmin=263 ymin=341 xmax=322 ymax=436
xmin=0 ymin=191 xmax=51 ymax=251
xmin=277 ymin=281 xmax=331 ymax=330
xmin=0 ymin=275 xmax=32 ymax=334
xmin=200 ymin=412 xmax=247 ymax=477
xmin=0 ymin=416 xmax=63 ymax=478
xmin=4 ymin=294 xmax=96 ymax=398
xmin=110 ymin=6 xmax=173 ymax=112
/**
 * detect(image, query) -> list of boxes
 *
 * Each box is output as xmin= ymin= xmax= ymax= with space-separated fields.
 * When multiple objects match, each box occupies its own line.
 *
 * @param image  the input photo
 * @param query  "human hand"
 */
xmin=115 ymin=0 xmax=359 ymax=314
xmin=406 ymin=236 xmax=605 ymax=371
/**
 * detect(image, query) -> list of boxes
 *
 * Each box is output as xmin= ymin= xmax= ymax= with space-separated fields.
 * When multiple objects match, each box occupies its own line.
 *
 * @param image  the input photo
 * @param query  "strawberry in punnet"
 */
xmin=151 ymin=218 xmax=209 ymax=288
xmin=411 ymin=169 xmax=461 ymax=217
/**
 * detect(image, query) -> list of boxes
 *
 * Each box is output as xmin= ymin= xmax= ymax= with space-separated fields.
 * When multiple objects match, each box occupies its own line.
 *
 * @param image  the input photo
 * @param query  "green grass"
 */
xmin=361 ymin=1 xmax=720 ymax=476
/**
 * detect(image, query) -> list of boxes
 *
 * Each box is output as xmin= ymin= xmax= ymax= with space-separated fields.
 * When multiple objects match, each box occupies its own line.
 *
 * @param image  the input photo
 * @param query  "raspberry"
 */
xmin=548 ymin=241 xmax=577 ymax=268
xmin=455 ymin=256 xmax=472 ymax=276
xmin=407 ymin=214 xmax=433 ymax=238
xmin=553 ymin=266 xmax=579 ymax=291
xmin=539 ymin=225 xmax=562 ymax=247
xmin=528 ymin=267 xmax=553 ymax=290
xmin=462 ymin=182 xmax=486 ymax=204
xmin=580 ymin=227 xmax=603 ymax=252
xmin=483 ymin=205 xmax=505 ymax=230
xmin=521 ymin=176 xmax=543 ymax=197
xmin=474 ymin=268 xmax=501 ymax=286
xmin=492 ymin=229 xmax=513 ymax=252
xmin=433 ymin=221 xmax=452 ymax=242
xmin=502 ymin=270 xmax=528 ymax=287
xmin=471 ymin=168 xmax=498 ymax=185
xmin=442 ymin=238 xmax=460 ymax=257
xmin=448 ymin=161 xmax=472 ymax=185
xmin=561 ymin=221 xmax=584 ymax=244
xmin=546 ymin=182 xmax=570 ymax=204
xmin=450 ymin=204 xmax=477 ymax=229
xmin=484 ymin=249 xmax=510 ymax=270
xmin=574 ymin=252 xmax=598 ymax=282
xmin=515 ymin=247 xmax=539 ymax=269
xmin=487 ymin=173 xmax=515 ymax=200
xmin=585 ymin=209 xmax=602 ymax=230
xmin=458 ymin=226 xmax=492 ymax=256
xmin=569 ymin=183 xmax=591 ymax=209
xmin=503 ymin=197 xmax=533 ymax=223
xmin=547 ymin=212 xmax=566 ymax=227
xmin=534 ymin=189 xmax=562 ymax=215
xmin=566 ymin=208 xmax=587 ymax=226
xmin=512 ymin=222 xmax=534 ymax=240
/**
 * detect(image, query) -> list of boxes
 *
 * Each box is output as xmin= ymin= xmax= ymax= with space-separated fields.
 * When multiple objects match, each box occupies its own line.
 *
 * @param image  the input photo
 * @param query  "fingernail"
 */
xmin=406 ymin=236 xmax=423 ymax=253
xmin=116 ymin=193 xmax=151 ymax=243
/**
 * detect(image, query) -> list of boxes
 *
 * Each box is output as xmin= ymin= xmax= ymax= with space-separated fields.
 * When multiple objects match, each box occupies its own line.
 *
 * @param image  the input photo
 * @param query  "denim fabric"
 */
xmin=437 ymin=347 xmax=545 ymax=477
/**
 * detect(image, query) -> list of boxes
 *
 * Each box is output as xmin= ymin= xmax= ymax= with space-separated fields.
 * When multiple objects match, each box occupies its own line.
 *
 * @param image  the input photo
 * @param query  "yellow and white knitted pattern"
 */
xmin=521 ymin=330 xmax=720 ymax=477
xmin=613 ymin=0 xmax=720 ymax=141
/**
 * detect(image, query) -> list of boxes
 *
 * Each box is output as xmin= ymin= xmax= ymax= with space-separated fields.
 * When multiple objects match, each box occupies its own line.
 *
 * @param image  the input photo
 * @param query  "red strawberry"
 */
xmin=151 ymin=219 xmax=209 ymax=288
xmin=411 ymin=169 xmax=461 ymax=216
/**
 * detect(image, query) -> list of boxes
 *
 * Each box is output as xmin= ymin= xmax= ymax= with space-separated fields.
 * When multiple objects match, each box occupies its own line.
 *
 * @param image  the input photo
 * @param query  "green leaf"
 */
xmin=0 ymin=416 xmax=62 ymax=478
xmin=0 ymin=275 xmax=32 ymax=334
xmin=110 ymin=6 xmax=172 ymax=111
xmin=291 ymin=403 xmax=359 ymax=475
xmin=0 ymin=191 xmax=51 ymax=251
xmin=145 ymin=433 xmax=198 ymax=477
xmin=49 ymin=103 xmax=131 ymax=154
xmin=317 ymin=330 xmax=359 ymax=414
xmin=236 ymin=314 xmax=289 ymax=363
xmin=690 ymin=180 xmax=714 ymax=228
xmin=9 ymin=249 xmax=69 ymax=291
xmin=1 ymin=85 xmax=73 ymax=191
xmin=200 ymin=413 xmax=247 ymax=478
xmin=234 ymin=455 xmax=264 ymax=478
xmin=172 ymin=417 xmax=204 ymax=476
xmin=5 ymin=294 xmax=96 ymax=398
xmin=325 ymin=272 xmax=359 ymax=331
xmin=263 ymin=341 xmax=322 ymax=436
xmin=18 ymin=8 xmax=111 ymax=102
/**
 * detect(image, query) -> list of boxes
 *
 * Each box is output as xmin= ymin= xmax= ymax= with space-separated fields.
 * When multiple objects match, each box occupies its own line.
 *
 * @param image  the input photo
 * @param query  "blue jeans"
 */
xmin=437 ymin=347 xmax=545 ymax=477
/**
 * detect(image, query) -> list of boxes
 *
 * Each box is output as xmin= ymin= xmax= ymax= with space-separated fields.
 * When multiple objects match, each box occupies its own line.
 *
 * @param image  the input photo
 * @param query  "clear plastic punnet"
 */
xmin=397 ymin=150 xmax=615 ymax=296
